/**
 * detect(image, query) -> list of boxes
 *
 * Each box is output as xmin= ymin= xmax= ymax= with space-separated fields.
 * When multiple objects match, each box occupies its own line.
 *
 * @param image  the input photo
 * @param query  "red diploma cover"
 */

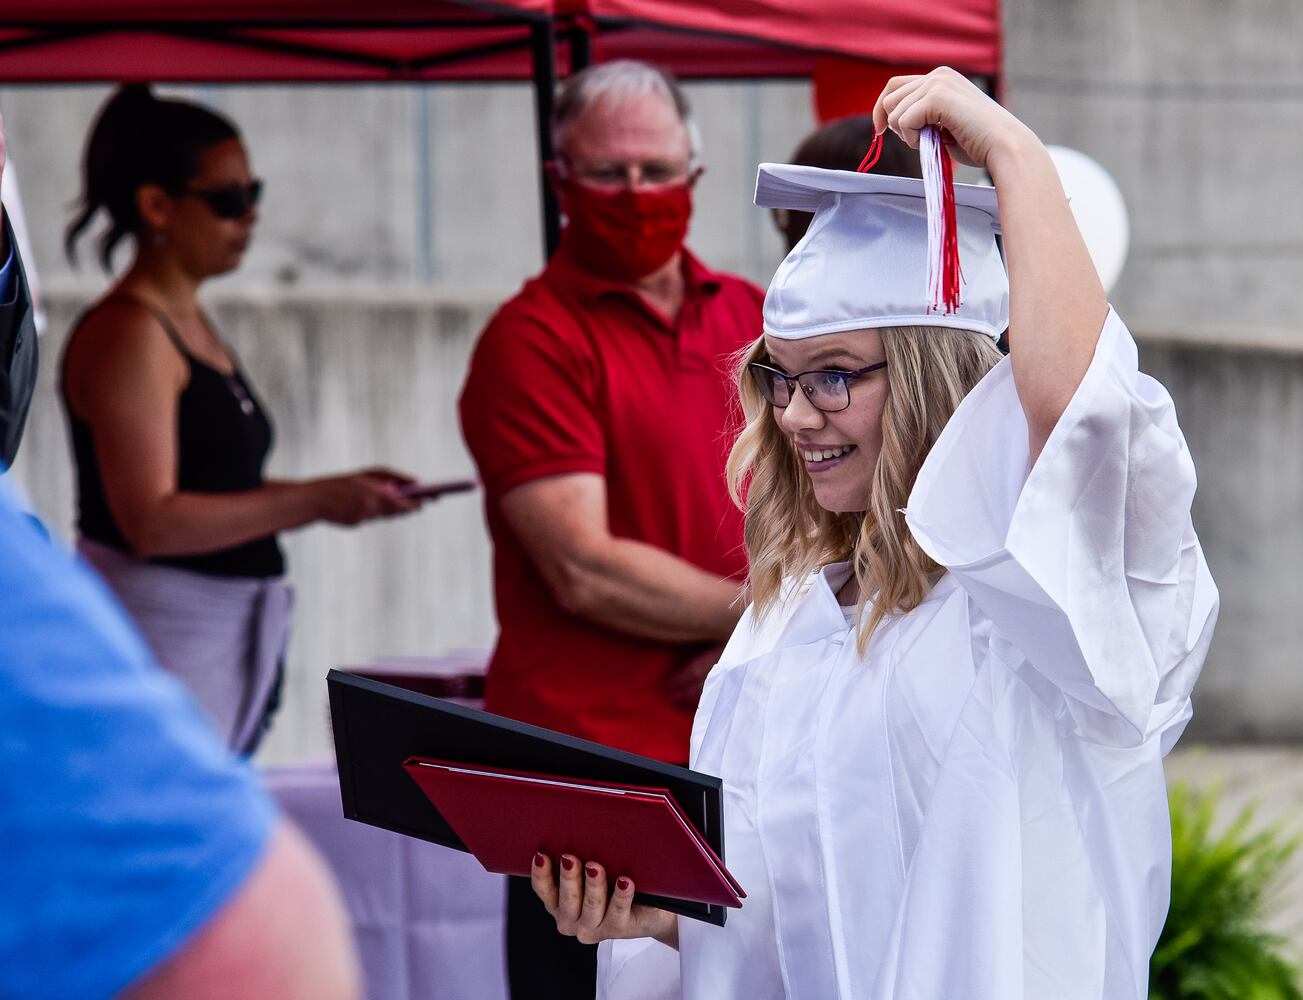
xmin=403 ymin=757 xmax=745 ymax=908
xmin=329 ymin=670 xmax=738 ymax=924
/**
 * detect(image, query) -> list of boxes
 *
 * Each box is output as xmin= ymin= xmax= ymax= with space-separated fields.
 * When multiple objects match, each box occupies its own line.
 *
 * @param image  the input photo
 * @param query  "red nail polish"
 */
xmin=616 ymin=876 xmax=630 ymax=892
xmin=560 ymin=855 xmax=575 ymax=872
xmin=533 ymin=852 xmax=546 ymax=868
xmin=585 ymin=864 xmax=599 ymax=879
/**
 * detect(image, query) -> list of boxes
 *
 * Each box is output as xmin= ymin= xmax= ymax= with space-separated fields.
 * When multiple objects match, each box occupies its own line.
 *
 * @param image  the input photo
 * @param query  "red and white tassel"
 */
xmin=856 ymin=130 xmax=883 ymax=173
xmin=920 ymin=126 xmax=963 ymax=314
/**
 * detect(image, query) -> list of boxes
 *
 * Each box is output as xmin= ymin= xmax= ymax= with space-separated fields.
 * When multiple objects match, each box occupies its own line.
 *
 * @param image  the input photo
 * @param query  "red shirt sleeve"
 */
xmin=459 ymin=303 xmax=605 ymax=499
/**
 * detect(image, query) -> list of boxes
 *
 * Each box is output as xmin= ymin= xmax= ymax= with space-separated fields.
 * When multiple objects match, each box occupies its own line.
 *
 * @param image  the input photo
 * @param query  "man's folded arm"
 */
xmin=500 ymin=472 xmax=743 ymax=643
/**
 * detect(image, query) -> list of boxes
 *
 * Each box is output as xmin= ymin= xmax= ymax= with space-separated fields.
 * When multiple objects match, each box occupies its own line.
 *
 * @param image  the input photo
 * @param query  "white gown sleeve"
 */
xmin=905 ymin=309 xmax=1219 ymax=749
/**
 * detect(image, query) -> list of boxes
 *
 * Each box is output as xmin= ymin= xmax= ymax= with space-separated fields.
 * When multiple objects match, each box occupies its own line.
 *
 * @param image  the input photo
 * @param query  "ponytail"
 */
xmin=65 ymin=85 xmax=240 ymax=271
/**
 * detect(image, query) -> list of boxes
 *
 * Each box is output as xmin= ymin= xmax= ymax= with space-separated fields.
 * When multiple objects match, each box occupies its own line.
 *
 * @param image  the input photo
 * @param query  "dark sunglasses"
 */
xmin=748 ymin=360 xmax=889 ymax=413
xmin=183 ymin=179 xmax=264 ymax=219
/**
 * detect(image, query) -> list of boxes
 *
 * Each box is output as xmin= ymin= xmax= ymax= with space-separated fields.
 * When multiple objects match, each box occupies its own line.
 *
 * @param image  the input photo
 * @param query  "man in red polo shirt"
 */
xmin=459 ymin=59 xmax=761 ymax=999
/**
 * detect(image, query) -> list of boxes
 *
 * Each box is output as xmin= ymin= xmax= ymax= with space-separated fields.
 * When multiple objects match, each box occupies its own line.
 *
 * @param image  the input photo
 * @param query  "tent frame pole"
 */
xmin=567 ymin=24 xmax=592 ymax=72
xmin=530 ymin=20 xmax=560 ymax=259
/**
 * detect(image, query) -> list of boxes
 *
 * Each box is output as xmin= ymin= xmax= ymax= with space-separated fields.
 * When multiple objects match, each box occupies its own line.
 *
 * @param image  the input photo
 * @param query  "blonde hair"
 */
xmin=726 ymin=326 xmax=1003 ymax=652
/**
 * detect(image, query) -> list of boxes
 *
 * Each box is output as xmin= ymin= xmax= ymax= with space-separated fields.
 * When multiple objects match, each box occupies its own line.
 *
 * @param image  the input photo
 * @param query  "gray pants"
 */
xmin=79 ymin=538 xmax=294 ymax=755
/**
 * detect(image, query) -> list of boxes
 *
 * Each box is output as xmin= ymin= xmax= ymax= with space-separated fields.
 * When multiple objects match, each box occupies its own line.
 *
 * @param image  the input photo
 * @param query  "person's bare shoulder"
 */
xmin=64 ymin=298 xmax=187 ymax=411
xmin=69 ymin=296 xmax=175 ymax=359
xmin=122 ymin=818 xmax=361 ymax=1000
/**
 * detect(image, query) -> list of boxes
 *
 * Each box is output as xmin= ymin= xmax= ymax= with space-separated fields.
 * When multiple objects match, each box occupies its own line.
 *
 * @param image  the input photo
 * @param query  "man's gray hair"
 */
xmin=551 ymin=59 xmax=702 ymax=165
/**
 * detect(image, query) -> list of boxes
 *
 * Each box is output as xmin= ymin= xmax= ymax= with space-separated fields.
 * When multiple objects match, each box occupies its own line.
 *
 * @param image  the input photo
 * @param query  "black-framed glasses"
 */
xmin=184 ymin=179 xmax=264 ymax=219
xmin=748 ymin=360 xmax=889 ymax=412
xmin=553 ymin=157 xmax=698 ymax=190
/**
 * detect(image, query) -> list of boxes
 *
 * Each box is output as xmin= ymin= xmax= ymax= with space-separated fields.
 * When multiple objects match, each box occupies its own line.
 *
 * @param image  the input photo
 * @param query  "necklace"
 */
xmin=121 ymin=292 xmax=256 ymax=417
xmin=223 ymin=371 xmax=257 ymax=417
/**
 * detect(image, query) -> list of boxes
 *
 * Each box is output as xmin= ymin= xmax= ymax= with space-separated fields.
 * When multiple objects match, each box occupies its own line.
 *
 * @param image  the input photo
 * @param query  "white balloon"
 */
xmin=1046 ymin=146 xmax=1130 ymax=294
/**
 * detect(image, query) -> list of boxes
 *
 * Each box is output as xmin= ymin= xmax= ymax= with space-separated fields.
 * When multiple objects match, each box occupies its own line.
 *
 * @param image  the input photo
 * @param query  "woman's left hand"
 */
xmin=531 ymin=852 xmax=678 ymax=949
xmin=872 ymin=67 xmax=1037 ymax=175
xmin=875 ymin=70 xmax=1107 ymax=461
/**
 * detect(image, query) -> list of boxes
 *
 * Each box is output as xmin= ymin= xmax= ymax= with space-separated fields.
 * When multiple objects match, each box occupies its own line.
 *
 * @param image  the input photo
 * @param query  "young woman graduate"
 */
xmin=530 ymin=68 xmax=1219 ymax=1000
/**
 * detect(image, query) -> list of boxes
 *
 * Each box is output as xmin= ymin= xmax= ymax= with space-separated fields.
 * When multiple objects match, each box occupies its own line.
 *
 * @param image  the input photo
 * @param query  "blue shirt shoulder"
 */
xmin=0 ymin=482 xmax=276 ymax=999
xmin=0 ymin=223 xmax=16 ymax=306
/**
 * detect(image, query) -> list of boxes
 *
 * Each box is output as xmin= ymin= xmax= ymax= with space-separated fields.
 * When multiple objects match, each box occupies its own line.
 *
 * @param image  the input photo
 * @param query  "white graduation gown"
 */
xmin=599 ymin=309 xmax=1218 ymax=1000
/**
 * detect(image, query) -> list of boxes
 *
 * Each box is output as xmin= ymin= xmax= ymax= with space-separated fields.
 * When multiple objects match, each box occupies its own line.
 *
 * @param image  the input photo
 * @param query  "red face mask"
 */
xmin=559 ymin=179 xmax=693 ymax=282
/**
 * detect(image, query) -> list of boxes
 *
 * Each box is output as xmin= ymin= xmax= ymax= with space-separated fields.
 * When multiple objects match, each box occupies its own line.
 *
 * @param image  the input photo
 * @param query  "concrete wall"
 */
xmin=0 ymin=80 xmax=811 ymax=300
xmin=1140 ymin=333 xmax=1303 ymax=741
xmin=1004 ymin=0 xmax=1303 ymax=339
xmin=998 ymin=0 xmax=1303 ymax=741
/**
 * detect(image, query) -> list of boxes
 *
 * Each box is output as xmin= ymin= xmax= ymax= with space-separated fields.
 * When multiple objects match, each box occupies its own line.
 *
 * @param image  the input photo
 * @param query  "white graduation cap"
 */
xmin=755 ymin=132 xmax=1009 ymax=341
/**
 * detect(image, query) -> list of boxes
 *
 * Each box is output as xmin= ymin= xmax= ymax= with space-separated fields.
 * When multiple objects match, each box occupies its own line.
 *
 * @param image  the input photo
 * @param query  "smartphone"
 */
xmin=397 ymin=478 xmax=478 ymax=501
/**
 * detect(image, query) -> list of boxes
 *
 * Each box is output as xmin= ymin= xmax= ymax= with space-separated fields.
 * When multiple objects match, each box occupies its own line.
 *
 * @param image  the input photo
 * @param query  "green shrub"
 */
xmin=1150 ymin=783 xmax=1301 ymax=1000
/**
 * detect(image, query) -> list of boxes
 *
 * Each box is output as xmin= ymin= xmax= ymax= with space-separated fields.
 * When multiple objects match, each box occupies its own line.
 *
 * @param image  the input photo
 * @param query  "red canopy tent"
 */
xmin=0 ymin=0 xmax=1002 ymax=251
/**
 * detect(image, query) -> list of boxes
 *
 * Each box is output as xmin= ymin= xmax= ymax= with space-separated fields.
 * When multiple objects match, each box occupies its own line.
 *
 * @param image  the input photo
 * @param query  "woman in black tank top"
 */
xmin=68 ymin=293 xmax=286 ymax=579
xmin=61 ymin=87 xmax=428 ymax=753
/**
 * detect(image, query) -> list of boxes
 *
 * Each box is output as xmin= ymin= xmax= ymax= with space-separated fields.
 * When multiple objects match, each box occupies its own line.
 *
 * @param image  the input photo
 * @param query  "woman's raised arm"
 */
xmin=873 ymin=68 xmax=1109 ymax=461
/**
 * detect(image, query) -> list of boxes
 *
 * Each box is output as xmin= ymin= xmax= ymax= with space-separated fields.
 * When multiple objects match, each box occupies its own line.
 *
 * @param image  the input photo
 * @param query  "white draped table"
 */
xmin=265 ymin=760 xmax=509 ymax=1000
xmin=265 ymin=654 xmax=506 ymax=997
